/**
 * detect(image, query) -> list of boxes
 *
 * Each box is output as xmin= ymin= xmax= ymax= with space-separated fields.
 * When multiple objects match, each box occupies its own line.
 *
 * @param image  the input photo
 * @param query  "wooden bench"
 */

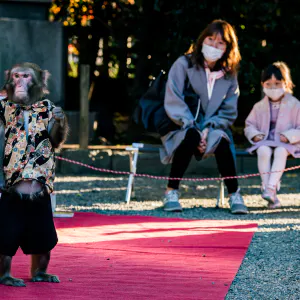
xmin=125 ymin=143 xmax=252 ymax=207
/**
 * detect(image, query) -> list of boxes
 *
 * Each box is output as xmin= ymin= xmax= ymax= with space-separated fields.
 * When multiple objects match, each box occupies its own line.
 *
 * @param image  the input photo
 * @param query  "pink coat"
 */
xmin=244 ymin=93 xmax=300 ymax=157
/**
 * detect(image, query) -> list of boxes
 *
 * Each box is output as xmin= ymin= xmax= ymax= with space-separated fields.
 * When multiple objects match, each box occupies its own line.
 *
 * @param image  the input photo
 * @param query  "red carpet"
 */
xmin=1 ymin=212 xmax=257 ymax=300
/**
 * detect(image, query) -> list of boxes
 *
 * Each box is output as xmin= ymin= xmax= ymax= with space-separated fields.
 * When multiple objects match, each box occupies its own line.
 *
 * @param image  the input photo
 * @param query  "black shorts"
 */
xmin=0 ymin=191 xmax=58 ymax=256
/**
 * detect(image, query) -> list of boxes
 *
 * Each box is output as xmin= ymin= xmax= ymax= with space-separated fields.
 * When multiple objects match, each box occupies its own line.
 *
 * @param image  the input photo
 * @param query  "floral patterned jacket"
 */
xmin=0 ymin=99 xmax=56 ymax=192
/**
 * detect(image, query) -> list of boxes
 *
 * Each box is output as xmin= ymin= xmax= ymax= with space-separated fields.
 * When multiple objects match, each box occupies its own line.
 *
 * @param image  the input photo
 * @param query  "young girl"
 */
xmin=244 ymin=62 xmax=300 ymax=208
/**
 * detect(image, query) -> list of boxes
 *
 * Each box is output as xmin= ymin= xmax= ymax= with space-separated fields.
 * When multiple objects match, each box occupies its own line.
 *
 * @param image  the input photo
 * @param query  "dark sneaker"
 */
xmin=163 ymin=190 xmax=183 ymax=212
xmin=229 ymin=189 xmax=248 ymax=214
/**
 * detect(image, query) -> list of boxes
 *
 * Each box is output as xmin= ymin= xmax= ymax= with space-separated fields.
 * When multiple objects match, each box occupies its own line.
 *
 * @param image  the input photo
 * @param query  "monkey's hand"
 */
xmin=52 ymin=107 xmax=65 ymax=127
xmin=49 ymin=107 xmax=68 ymax=149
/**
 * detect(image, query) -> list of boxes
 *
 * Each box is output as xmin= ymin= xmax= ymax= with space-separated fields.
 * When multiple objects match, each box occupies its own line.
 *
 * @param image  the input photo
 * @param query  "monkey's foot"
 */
xmin=0 ymin=276 xmax=26 ymax=287
xmin=31 ymin=272 xmax=60 ymax=283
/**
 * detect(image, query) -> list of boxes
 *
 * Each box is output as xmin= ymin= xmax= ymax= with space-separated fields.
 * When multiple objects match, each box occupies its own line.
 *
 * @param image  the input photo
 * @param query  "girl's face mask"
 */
xmin=262 ymin=75 xmax=286 ymax=101
xmin=263 ymin=87 xmax=285 ymax=101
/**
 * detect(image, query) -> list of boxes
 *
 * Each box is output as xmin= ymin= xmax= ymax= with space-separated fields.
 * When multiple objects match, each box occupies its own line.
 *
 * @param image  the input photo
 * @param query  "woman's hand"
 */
xmin=198 ymin=140 xmax=206 ymax=153
xmin=197 ymin=128 xmax=209 ymax=153
xmin=280 ymin=134 xmax=289 ymax=143
xmin=252 ymin=134 xmax=264 ymax=142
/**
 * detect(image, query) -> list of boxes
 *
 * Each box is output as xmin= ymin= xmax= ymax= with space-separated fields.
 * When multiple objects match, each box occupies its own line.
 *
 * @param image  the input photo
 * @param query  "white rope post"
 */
xmin=125 ymin=146 xmax=139 ymax=205
xmin=216 ymin=179 xmax=225 ymax=208
xmin=50 ymin=192 xmax=56 ymax=212
xmin=220 ymin=179 xmax=225 ymax=207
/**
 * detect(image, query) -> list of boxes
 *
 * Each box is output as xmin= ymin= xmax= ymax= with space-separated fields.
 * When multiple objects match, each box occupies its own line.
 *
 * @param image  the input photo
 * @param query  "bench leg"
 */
xmin=125 ymin=149 xmax=139 ymax=205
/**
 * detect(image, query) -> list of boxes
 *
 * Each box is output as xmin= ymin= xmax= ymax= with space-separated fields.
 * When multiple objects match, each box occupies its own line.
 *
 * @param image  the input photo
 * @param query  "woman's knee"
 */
xmin=274 ymin=147 xmax=289 ymax=158
xmin=257 ymin=146 xmax=272 ymax=158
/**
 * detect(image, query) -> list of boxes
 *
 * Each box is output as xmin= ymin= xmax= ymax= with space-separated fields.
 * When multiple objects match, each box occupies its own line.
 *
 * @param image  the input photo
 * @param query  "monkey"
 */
xmin=0 ymin=62 xmax=68 ymax=287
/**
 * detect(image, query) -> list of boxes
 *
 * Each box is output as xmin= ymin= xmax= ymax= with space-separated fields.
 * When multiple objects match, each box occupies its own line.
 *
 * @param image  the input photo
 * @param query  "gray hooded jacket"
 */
xmin=160 ymin=55 xmax=239 ymax=164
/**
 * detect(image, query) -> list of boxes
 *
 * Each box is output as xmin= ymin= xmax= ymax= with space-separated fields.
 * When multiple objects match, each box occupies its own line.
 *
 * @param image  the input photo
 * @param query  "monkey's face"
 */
xmin=10 ymin=67 xmax=35 ymax=104
xmin=4 ymin=63 xmax=50 ymax=106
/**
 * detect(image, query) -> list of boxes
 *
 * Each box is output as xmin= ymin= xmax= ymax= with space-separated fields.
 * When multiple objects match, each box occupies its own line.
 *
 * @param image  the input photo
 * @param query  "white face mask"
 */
xmin=263 ymin=87 xmax=285 ymax=101
xmin=201 ymin=43 xmax=224 ymax=62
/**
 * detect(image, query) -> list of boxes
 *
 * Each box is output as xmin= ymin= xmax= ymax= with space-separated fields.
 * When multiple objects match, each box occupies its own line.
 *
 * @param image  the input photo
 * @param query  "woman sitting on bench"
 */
xmin=160 ymin=19 xmax=248 ymax=214
xmin=245 ymin=61 xmax=300 ymax=208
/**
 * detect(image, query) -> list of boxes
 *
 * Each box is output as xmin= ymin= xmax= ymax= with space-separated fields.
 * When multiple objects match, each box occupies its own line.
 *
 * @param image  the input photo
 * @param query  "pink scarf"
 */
xmin=204 ymin=63 xmax=225 ymax=100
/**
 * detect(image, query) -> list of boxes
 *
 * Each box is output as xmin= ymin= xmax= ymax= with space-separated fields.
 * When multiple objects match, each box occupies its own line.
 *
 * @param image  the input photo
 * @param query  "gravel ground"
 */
xmin=54 ymin=172 xmax=300 ymax=300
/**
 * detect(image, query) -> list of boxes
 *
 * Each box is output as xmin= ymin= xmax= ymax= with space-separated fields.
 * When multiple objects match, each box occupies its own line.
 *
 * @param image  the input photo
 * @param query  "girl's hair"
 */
xmin=261 ymin=61 xmax=295 ymax=93
xmin=190 ymin=19 xmax=241 ymax=76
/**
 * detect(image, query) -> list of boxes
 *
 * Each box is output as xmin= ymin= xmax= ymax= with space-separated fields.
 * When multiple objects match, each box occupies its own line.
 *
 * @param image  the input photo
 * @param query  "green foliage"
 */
xmin=50 ymin=0 xmax=300 ymax=143
xmin=147 ymin=0 xmax=300 ymax=126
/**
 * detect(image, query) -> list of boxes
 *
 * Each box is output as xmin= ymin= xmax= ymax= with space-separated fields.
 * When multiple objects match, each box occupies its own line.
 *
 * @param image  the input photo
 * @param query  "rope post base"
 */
xmin=51 ymin=192 xmax=74 ymax=218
